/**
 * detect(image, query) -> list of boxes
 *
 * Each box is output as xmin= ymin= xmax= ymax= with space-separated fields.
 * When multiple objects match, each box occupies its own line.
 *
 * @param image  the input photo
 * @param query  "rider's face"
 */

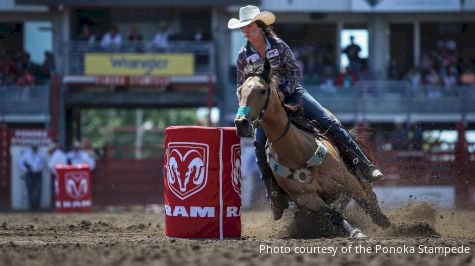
xmin=241 ymin=22 xmax=262 ymax=42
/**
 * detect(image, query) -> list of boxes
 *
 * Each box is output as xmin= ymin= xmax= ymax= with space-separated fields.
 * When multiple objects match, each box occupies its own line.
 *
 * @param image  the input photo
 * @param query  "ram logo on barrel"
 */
xmin=165 ymin=142 xmax=209 ymax=200
xmin=65 ymin=171 xmax=89 ymax=200
xmin=231 ymin=144 xmax=241 ymax=196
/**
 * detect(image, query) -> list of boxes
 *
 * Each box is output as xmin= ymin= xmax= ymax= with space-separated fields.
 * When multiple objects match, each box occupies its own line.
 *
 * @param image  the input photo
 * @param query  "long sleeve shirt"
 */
xmin=236 ymin=36 xmax=302 ymax=98
xmin=48 ymin=149 xmax=67 ymax=176
xmin=19 ymin=149 xmax=46 ymax=174
xmin=67 ymin=150 xmax=96 ymax=170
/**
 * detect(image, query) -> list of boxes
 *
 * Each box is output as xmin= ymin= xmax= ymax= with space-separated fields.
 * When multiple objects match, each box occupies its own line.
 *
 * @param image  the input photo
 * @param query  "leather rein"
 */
xmin=250 ymin=82 xmax=291 ymax=146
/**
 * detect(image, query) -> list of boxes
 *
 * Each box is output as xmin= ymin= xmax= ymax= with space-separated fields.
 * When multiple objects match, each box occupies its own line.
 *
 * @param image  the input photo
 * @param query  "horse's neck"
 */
xmin=263 ymin=92 xmax=317 ymax=169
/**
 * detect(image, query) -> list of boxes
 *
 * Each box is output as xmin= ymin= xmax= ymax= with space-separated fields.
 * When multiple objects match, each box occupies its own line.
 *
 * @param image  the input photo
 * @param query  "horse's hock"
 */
xmin=163 ymin=126 xmax=241 ymax=238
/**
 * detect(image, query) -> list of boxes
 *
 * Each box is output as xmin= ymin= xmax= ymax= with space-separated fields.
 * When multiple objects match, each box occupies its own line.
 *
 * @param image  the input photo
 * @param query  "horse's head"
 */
xmin=234 ymin=74 xmax=272 ymax=137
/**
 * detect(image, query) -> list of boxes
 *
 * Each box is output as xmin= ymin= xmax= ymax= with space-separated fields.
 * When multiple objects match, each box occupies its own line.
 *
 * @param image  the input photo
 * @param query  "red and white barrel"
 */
xmin=55 ymin=164 xmax=92 ymax=213
xmin=163 ymin=126 xmax=241 ymax=238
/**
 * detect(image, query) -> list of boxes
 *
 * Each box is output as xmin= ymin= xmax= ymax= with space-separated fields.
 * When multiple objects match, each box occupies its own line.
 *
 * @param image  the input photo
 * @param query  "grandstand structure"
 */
xmin=0 ymin=0 xmax=474 ymax=210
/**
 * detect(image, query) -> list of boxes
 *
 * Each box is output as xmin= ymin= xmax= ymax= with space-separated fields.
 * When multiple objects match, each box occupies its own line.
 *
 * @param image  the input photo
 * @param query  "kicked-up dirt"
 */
xmin=0 ymin=203 xmax=474 ymax=266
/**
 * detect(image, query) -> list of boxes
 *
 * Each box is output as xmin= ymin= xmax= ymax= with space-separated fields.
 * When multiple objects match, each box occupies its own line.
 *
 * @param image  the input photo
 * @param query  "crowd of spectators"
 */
xmin=293 ymin=36 xmax=373 ymax=91
xmin=399 ymin=39 xmax=475 ymax=90
xmin=78 ymin=23 xmax=210 ymax=53
xmin=0 ymin=47 xmax=54 ymax=86
xmin=293 ymin=36 xmax=475 ymax=93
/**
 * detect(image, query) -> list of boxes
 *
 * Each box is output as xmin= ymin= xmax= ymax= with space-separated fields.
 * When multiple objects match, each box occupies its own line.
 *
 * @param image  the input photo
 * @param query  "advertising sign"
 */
xmin=85 ymin=53 xmax=194 ymax=76
xmin=56 ymin=165 xmax=92 ymax=213
xmin=164 ymin=126 xmax=241 ymax=239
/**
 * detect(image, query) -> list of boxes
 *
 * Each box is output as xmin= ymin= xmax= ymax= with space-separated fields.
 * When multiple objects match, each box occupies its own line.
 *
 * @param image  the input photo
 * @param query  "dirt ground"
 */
xmin=0 ymin=203 xmax=474 ymax=266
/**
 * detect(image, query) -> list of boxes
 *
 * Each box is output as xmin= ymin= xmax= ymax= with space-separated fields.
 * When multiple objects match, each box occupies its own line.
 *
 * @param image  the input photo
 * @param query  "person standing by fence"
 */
xmin=47 ymin=142 xmax=67 ymax=208
xmin=19 ymin=145 xmax=46 ymax=211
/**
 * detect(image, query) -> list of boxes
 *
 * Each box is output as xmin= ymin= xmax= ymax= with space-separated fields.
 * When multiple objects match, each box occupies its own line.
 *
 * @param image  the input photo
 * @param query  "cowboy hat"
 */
xmin=228 ymin=5 xmax=275 ymax=30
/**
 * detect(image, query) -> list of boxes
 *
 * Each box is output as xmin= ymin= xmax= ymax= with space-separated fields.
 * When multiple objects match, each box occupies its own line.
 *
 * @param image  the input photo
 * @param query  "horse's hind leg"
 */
xmin=318 ymin=206 xmax=366 ymax=238
xmin=294 ymin=193 xmax=366 ymax=239
xmin=358 ymin=181 xmax=391 ymax=228
xmin=330 ymin=171 xmax=391 ymax=228
xmin=330 ymin=193 xmax=351 ymax=213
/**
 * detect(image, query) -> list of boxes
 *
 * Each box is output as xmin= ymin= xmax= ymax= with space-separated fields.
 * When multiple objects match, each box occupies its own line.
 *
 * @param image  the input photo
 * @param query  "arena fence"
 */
xmin=0 ymin=85 xmax=50 ymax=123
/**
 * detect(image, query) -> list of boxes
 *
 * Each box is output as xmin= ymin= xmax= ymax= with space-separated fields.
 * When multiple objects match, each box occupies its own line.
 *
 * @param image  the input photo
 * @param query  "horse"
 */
xmin=234 ymin=72 xmax=391 ymax=239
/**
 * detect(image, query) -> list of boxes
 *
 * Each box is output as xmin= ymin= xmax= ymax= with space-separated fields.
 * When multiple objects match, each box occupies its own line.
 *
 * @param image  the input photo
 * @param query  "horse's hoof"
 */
xmin=271 ymin=206 xmax=285 ymax=220
xmin=349 ymin=229 xmax=367 ymax=239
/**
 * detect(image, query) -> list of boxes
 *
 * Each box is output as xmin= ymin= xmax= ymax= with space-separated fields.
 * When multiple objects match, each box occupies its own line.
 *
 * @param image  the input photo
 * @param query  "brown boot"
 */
xmin=263 ymin=169 xmax=289 ymax=220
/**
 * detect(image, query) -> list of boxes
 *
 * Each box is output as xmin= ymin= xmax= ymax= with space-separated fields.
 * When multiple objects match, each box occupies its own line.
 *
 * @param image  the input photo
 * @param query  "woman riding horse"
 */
xmin=234 ymin=71 xmax=391 ymax=238
xmin=228 ymin=5 xmax=384 ymax=220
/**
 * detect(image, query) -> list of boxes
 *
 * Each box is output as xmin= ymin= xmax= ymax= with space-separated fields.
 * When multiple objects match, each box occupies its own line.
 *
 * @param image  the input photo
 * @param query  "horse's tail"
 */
xmin=348 ymin=125 xmax=376 ymax=163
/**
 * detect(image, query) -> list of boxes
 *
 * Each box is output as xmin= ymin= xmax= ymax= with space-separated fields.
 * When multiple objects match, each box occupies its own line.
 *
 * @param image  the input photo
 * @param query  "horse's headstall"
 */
xmin=244 ymin=65 xmax=271 ymax=84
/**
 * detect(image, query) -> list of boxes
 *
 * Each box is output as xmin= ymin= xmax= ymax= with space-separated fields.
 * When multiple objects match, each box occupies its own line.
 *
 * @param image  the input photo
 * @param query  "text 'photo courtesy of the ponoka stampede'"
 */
xmin=0 ymin=0 xmax=475 ymax=265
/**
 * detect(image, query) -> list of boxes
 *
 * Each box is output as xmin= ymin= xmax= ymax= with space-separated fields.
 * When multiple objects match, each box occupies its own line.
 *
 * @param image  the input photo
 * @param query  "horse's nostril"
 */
xmin=234 ymin=118 xmax=250 ymax=128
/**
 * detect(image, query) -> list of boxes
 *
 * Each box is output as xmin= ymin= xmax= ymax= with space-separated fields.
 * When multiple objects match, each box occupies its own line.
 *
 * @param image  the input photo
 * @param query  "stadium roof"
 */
xmin=16 ymin=0 xmax=259 ymax=7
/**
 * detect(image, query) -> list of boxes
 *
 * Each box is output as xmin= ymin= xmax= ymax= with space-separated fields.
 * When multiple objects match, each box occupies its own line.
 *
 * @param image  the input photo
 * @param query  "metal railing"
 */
xmin=63 ymin=40 xmax=216 ymax=75
xmin=305 ymin=81 xmax=475 ymax=121
xmin=0 ymin=85 xmax=50 ymax=122
xmin=223 ymin=81 xmax=475 ymax=123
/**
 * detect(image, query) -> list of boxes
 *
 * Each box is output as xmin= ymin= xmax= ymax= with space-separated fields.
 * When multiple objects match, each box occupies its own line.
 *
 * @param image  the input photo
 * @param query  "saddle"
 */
xmin=282 ymin=102 xmax=365 ymax=179
xmin=282 ymin=102 xmax=328 ymax=142
xmin=266 ymin=104 xmax=330 ymax=184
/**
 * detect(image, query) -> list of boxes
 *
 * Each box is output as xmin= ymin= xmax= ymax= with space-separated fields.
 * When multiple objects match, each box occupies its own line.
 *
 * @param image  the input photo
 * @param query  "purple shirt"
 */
xmin=236 ymin=36 xmax=302 ymax=97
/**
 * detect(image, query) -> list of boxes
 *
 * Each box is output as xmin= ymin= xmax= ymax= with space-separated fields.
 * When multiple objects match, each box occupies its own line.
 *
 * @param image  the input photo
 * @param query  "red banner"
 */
xmin=163 ymin=126 xmax=241 ymax=238
xmin=55 ymin=165 xmax=92 ymax=213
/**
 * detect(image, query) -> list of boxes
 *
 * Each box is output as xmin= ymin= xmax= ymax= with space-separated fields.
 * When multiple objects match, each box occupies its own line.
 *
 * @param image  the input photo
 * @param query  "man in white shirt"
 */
xmin=67 ymin=141 xmax=96 ymax=170
xmin=19 ymin=145 xmax=46 ymax=211
xmin=100 ymin=25 xmax=122 ymax=51
xmin=47 ymin=143 xmax=67 ymax=207
xmin=152 ymin=23 xmax=171 ymax=51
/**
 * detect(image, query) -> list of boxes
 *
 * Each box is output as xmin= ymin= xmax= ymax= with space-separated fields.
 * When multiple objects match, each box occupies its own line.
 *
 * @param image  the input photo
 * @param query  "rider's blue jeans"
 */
xmin=254 ymin=87 xmax=371 ymax=173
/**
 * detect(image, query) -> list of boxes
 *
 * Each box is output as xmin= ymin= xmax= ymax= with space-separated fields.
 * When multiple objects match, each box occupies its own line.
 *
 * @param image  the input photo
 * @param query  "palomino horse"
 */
xmin=234 ymin=73 xmax=390 ymax=238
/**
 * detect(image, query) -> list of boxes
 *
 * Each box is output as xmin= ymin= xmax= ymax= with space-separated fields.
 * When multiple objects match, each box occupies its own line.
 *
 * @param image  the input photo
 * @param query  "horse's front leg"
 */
xmin=293 ymin=193 xmax=366 ymax=239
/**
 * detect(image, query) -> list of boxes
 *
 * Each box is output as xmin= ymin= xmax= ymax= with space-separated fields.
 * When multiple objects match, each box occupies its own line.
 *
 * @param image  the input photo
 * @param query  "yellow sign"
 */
xmin=85 ymin=53 xmax=194 ymax=76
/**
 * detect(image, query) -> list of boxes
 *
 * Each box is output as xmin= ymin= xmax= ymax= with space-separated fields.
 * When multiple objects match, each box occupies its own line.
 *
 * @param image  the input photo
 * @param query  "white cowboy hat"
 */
xmin=228 ymin=5 xmax=275 ymax=30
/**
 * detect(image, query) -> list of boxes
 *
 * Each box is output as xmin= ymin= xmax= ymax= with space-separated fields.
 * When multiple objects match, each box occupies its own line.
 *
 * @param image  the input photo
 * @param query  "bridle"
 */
xmin=248 ymin=79 xmax=291 ymax=146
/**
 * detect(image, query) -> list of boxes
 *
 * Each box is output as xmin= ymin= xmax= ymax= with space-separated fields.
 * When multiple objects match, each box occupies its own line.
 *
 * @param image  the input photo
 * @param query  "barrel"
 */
xmin=55 ymin=164 xmax=92 ymax=213
xmin=163 ymin=126 xmax=241 ymax=238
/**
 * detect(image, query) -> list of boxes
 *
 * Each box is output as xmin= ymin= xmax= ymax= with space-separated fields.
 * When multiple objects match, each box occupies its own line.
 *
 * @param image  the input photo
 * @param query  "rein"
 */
xmin=250 ymin=86 xmax=270 ymax=129
xmin=250 ymin=84 xmax=291 ymax=146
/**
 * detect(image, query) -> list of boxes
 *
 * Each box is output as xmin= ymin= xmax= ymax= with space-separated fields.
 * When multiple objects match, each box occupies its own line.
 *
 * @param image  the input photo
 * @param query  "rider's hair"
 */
xmin=255 ymin=20 xmax=277 ymax=38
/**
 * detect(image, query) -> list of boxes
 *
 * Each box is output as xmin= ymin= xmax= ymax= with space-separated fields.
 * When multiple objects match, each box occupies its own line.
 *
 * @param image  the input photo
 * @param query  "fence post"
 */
xmin=453 ymin=122 xmax=470 ymax=209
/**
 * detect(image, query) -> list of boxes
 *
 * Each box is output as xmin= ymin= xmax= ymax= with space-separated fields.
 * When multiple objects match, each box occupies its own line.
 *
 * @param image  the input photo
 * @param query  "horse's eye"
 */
xmin=259 ymin=88 xmax=266 ymax=95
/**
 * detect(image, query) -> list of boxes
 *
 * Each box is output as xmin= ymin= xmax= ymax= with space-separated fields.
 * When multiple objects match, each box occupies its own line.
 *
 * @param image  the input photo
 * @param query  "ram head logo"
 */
xmin=231 ymin=144 xmax=241 ymax=196
xmin=65 ymin=171 xmax=89 ymax=200
xmin=165 ymin=142 xmax=209 ymax=200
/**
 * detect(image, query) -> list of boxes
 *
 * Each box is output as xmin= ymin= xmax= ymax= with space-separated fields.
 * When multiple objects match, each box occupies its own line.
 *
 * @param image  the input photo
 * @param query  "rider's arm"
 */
xmin=277 ymin=41 xmax=302 ymax=97
xmin=236 ymin=46 xmax=247 ymax=90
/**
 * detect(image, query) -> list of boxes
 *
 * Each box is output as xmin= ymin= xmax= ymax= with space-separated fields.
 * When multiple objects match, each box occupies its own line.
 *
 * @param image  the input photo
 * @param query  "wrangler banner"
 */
xmin=85 ymin=53 xmax=194 ymax=76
